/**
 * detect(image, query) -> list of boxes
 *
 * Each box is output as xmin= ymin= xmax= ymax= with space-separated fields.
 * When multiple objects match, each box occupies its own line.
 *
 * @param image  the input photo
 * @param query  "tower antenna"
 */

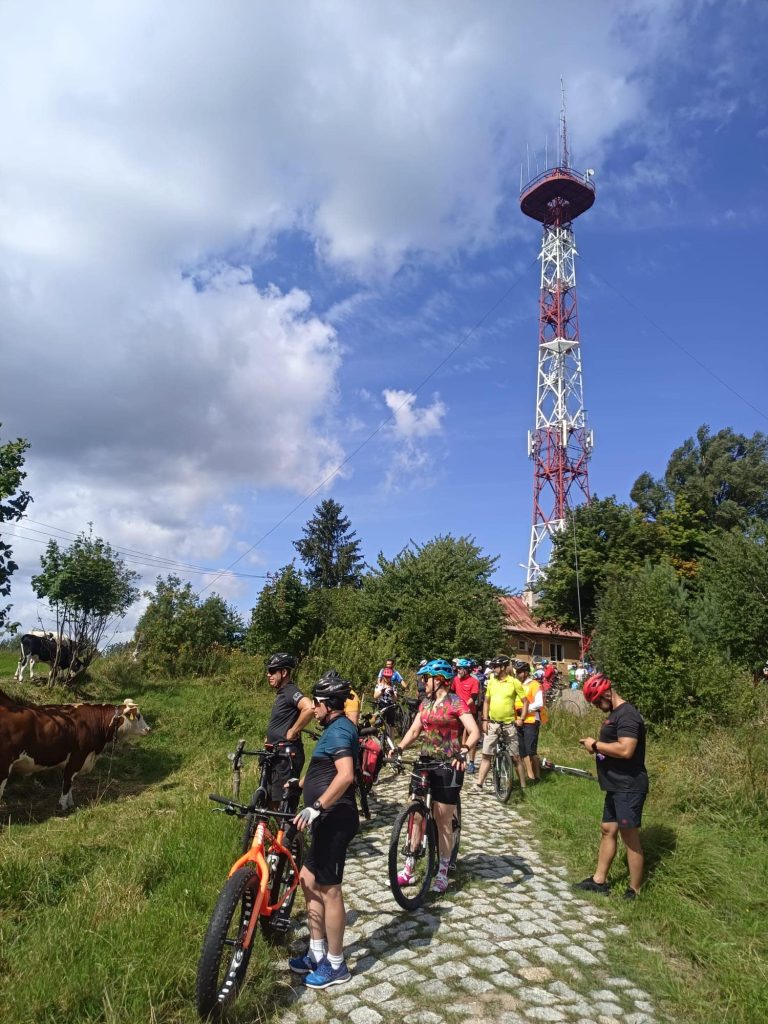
xmin=560 ymin=76 xmax=570 ymax=169
xmin=519 ymin=91 xmax=596 ymax=591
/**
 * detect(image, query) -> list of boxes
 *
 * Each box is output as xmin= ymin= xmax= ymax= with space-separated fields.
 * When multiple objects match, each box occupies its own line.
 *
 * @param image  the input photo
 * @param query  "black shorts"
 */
xmin=304 ymin=803 xmax=359 ymax=885
xmin=428 ymin=766 xmax=464 ymax=806
xmin=602 ymin=790 xmax=647 ymax=830
xmin=517 ymin=723 xmax=540 ymax=757
xmin=269 ymin=747 xmax=304 ymax=803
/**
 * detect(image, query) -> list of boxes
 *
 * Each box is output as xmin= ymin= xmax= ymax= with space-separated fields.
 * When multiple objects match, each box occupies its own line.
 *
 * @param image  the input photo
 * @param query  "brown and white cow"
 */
xmin=0 ymin=689 xmax=151 ymax=810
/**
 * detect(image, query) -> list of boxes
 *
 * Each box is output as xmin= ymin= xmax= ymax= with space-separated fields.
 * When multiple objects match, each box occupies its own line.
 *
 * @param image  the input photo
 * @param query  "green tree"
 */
xmin=31 ymin=532 xmax=139 ymax=681
xmin=535 ymin=498 xmax=655 ymax=632
xmin=692 ymin=525 xmax=768 ymax=673
xmin=631 ymin=425 xmax=768 ymax=531
xmin=135 ymin=575 xmax=245 ymax=677
xmin=592 ymin=561 xmax=729 ymax=724
xmin=0 ymin=428 xmax=32 ymax=634
xmin=245 ymin=563 xmax=319 ymax=657
xmin=360 ymin=534 xmax=504 ymax=662
xmin=293 ymin=499 xmax=364 ymax=588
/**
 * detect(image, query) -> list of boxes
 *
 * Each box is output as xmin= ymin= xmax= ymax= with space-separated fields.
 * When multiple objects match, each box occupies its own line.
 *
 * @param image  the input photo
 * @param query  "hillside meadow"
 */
xmin=0 ymin=653 xmax=766 ymax=1023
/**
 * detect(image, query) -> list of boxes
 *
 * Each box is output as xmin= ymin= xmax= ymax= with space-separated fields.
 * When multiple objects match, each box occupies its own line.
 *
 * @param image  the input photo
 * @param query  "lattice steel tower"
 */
xmin=520 ymin=95 xmax=595 ymax=587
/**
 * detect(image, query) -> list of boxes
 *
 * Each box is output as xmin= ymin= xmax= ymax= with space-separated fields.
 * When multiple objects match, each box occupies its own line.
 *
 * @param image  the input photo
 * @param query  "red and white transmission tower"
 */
xmin=520 ymin=93 xmax=595 ymax=587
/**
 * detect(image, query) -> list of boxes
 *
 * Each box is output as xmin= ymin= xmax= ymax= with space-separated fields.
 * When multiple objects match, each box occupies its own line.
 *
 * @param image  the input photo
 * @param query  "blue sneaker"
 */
xmin=304 ymin=958 xmax=351 ymax=989
xmin=466 ymin=762 xmax=476 ymax=775
xmin=288 ymin=952 xmax=316 ymax=974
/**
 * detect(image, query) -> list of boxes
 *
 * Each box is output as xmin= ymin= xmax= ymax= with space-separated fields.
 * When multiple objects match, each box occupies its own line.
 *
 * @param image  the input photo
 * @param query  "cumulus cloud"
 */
xmin=0 ymin=0 xmax=716 ymax=625
xmin=381 ymin=389 xmax=446 ymax=491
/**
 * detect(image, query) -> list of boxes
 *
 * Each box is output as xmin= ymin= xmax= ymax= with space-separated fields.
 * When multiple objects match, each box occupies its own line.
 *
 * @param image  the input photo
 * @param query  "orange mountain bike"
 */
xmin=195 ymin=792 xmax=301 ymax=1021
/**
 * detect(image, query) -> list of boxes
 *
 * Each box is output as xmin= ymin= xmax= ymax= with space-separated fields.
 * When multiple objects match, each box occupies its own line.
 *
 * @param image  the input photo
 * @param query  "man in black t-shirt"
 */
xmin=574 ymin=672 xmax=649 ymax=900
xmin=265 ymin=652 xmax=314 ymax=807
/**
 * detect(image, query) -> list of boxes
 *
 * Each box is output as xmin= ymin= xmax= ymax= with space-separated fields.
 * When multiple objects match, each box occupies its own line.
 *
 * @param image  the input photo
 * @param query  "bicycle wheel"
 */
xmin=240 ymin=788 xmax=267 ymax=854
xmin=394 ymin=704 xmax=409 ymax=738
xmin=262 ymin=838 xmax=304 ymax=943
xmin=356 ymin=768 xmax=371 ymax=820
xmin=388 ymin=800 xmax=436 ymax=911
xmin=551 ymin=764 xmax=595 ymax=779
xmin=493 ymin=748 xmax=514 ymax=803
xmin=448 ymin=795 xmax=461 ymax=871
xmin=195 ymin=864 xmax=264 ymax=1021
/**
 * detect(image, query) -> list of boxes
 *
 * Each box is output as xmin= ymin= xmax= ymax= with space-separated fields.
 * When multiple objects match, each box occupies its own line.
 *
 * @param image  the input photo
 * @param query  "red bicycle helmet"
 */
xmin=583 ymin=672 xmax=613 ymax=704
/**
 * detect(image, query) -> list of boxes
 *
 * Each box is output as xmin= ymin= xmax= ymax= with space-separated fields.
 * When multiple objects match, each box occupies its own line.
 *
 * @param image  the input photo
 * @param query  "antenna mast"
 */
xmin=560 ymin=76 xmax=570 ymax=170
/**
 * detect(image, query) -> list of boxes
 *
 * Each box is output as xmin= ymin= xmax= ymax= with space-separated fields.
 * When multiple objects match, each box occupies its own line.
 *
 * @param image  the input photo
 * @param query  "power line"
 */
xmin=589 ymin=266 xmax=768 ymax=425
xmin=3 ymin=526 xmax=268 ymax=580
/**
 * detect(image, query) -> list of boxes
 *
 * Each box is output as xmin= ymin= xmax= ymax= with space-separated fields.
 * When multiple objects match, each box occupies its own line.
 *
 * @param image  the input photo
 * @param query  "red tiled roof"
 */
xmin=499 ymin=595 xmax=581 ymax=639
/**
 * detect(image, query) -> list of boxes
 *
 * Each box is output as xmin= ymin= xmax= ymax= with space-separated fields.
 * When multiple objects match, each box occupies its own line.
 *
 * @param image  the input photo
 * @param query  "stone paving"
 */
xmin=276 ymin=772 xmax=659 ymax=1024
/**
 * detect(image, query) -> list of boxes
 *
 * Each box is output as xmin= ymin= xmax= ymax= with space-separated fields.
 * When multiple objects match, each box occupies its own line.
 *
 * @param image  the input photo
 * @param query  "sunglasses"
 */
xmin=313 ymin=697 xmax=329 ymax=706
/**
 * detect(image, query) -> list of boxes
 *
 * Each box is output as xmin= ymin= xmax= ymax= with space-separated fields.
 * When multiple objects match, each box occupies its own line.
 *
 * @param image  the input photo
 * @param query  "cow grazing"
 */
xmin=15 ymin=632 xmax=84 ymax=682
xmin=0 ymin=691 xmax=151 ymax=810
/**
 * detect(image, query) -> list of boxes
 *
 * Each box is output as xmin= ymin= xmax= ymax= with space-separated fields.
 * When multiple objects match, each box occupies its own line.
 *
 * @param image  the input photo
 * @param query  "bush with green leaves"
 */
xmin=359 ymin=534 xmax=504 ymax=663
xmin=135 ymin=575 xmax=245 ymax=677
xmin=298 ymin=625 xmax=404 ymax=696
xmin=593 ymin=560 xmax=750 ymax=724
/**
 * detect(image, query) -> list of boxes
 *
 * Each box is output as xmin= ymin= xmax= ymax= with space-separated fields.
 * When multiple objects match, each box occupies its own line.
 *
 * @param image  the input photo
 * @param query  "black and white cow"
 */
xmin=15 ymin=632 xmax=84 ymax=681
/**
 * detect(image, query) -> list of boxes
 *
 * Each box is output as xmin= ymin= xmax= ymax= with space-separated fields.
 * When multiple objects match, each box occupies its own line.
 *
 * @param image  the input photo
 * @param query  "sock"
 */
xmin=327 ymin=952 xmax=344 ymax=969
xmin=309 ymin=938 xmax=326 ymax=964
xmin=438 ymin=857 xmax=449 ymax=875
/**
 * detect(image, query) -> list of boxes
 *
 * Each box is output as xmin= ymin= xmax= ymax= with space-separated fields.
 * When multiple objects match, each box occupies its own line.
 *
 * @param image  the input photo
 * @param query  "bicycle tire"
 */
xmin=240 ymin=788 xmax=267 ymax=854
xmin=388 ymin=800 xmax=436 ymax=911
xmin=356 ymin=768 xmax=371 ymax=820
xmin=261 ymin=838 xmax=303 ymax=943
xmin=493 ymin=748 xmax=514 ymax=803
xmin=394 ymin=704 xmax=409 ymax=738
xmin=448 ymin=795 xmax=461 ymax=870
xmin=195 ymin=864 xmax=264 ymax=1021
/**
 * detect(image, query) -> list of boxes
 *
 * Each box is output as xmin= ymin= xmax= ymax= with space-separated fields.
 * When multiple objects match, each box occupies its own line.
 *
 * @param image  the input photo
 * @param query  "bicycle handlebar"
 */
xmin=208 ymin=794 xmax=298 ymax=818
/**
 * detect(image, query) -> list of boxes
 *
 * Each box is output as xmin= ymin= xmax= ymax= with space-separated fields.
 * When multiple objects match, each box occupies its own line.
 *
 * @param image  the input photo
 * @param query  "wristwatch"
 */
xmin=591 ymin=740 xmax=599 ymax=755
xmin=312 ymin=800 xmax=323 ymax=812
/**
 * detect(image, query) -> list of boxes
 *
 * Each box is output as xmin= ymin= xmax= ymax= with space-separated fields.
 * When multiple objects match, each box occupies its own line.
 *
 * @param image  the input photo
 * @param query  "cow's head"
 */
xmin=116 ymin=699 xmax=151 ymax=737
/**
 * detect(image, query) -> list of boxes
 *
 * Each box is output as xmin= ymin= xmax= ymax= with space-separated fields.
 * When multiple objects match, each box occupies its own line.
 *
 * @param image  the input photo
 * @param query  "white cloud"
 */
xmin=0 ymin=0 xmax=723 ymax=624
xmin=383 ymin=390 xmax=447 ymax=441
xmin=381 ymin=389 xmax=446 ymax=491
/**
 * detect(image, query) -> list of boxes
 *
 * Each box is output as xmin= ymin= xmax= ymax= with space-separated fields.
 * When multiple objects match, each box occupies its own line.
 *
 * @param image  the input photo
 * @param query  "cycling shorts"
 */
xmin=601 ymin=790 xmax=647 ymax=830
xmin=269 ymin=746 xmax=304 ymax=803
xmin=304 ymin=803 xmax=359 ymax=885
xmin=517 ymin=722 xmax=540 ymax=757
xmin=481 ymin=721 xmax=519 ymax=757
xmin=429 ymin=765 xmax=463 ymax=806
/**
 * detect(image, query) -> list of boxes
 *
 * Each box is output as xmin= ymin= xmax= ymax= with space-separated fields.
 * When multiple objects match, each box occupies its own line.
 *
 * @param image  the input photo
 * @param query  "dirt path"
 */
xmin=279 ymin=773 xmax=659 ymax=1024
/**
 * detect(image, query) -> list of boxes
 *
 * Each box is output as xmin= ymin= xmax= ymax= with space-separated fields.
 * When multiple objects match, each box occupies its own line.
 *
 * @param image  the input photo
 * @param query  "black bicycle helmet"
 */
xmin=514 ymin=660 xmax=530 ymax=674
xmin=490 ymin=655 xmax=511 ymax=669
xmin=267 ymin=652 xmax=297 ymax=671
xmin=312 ymin=670 xmax=352 ymax=710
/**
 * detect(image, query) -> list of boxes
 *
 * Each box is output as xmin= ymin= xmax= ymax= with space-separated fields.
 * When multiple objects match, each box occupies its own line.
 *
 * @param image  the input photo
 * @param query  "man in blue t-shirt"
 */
xmin=289 ymin=672 xmax=359 ymax=989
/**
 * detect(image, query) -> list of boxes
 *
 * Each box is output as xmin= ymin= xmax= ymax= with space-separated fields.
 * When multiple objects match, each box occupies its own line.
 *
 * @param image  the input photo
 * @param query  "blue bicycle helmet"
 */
xmin=455 ymin=657 xmax=473 ymax=669
xmin=424 ymin=658 xmax=454 ymax=681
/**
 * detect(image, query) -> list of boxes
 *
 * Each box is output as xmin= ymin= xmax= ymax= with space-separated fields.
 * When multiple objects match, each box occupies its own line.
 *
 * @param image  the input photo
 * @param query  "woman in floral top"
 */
xmin=393 ymin=659 xmax=480 ymax=892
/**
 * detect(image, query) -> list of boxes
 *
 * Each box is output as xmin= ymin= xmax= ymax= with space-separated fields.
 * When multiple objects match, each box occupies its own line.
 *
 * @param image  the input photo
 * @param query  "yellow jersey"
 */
xmin=486 ymin=674 xmax=527 ymax=723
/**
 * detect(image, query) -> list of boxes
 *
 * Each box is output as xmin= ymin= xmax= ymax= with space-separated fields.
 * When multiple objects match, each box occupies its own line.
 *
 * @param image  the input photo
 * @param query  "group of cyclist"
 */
xmin=259 ymin=649 xmax=648 ymax=990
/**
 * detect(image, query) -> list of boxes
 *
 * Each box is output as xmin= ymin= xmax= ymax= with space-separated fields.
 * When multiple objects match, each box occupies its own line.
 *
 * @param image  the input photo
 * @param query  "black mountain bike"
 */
xmin=488 ymin=720 xmax=518 ymax=803
xmin=388 ymin=757 xmax=462 ymax=910
xmin=236 ymin=740 xmax=302 ymax=854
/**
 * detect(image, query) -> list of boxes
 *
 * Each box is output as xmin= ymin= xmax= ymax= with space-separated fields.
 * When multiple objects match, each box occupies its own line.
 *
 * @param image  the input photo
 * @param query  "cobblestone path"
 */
xmin=278 ymin=773 xmax=659 ymax=1024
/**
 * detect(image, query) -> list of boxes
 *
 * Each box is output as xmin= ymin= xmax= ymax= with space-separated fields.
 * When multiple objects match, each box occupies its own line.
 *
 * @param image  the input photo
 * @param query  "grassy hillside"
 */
xmin=526 ymin=700 xmax=768 ymax=1024
xmin=0 ymin=660 xmax=281 ymax=1024
xmin=1 ymin=658 xmax=766 ymax=1023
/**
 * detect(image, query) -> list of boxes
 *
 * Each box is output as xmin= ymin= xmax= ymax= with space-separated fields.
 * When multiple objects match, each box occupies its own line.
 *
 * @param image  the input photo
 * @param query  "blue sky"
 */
xmin=1 ymin=1 xmax=767 ymax=637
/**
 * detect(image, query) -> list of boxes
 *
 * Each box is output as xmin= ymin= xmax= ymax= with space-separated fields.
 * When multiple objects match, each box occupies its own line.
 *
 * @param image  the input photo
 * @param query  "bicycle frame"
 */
xmin=210 ymin=799 xmax=300 ymax=951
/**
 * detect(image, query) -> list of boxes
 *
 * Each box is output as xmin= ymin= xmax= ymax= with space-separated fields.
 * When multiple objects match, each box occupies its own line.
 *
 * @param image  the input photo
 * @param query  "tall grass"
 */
xmin=527 ymin=694 xmax=768 ymax=1024
xmin=0 ymin=667 xmax=282 ymax=1024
